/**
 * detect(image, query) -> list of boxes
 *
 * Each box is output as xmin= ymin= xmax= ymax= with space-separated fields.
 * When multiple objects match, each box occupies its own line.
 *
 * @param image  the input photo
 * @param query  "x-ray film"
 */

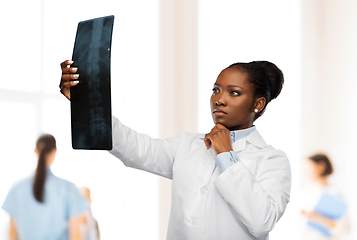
xmin=70 ymin=15 xmax=114 ymax=150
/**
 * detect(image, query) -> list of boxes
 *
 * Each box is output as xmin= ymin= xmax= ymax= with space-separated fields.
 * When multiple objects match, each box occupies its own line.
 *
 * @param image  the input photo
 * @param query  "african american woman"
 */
xmin=59 ymin=60 xmax=291 ymax=240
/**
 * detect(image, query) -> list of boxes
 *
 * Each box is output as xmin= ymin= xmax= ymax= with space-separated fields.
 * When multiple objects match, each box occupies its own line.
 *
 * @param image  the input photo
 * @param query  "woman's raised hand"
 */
xmin=59 ymin=60 xmax=79 ymax=100
xmin=204 ymin=123 xmax=233 ymax=155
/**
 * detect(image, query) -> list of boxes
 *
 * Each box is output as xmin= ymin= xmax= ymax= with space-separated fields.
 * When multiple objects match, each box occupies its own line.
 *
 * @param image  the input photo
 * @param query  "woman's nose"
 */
xmin=215 ymin=95 xmax=226 ymax=106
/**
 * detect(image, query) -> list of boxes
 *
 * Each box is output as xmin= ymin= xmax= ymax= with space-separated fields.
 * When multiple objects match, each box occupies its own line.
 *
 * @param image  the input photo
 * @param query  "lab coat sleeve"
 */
xmin=213 ymin=149 xmax=291 ymax=238
xmin=109 ymin=116 xmax=180 ymax=179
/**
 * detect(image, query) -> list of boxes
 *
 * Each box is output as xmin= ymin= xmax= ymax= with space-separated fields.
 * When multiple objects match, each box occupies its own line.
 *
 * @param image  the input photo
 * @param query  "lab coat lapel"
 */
xmin=196 ymin=135 xmax=217 ymax=178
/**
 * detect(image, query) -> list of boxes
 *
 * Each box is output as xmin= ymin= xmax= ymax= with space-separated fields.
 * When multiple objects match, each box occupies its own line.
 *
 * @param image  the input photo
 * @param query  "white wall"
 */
xmin=302 ymin=0 xmax=357 ymax=239
xmin=158 ymin=0 xmax=199 ymax=238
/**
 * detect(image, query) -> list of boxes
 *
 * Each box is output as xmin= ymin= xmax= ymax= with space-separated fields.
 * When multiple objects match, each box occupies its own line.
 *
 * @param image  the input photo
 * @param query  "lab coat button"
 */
xmin=200 ymin=187 xmax=207 ymax=195
xmin=192 ymin=219 xmax=198 ymax=225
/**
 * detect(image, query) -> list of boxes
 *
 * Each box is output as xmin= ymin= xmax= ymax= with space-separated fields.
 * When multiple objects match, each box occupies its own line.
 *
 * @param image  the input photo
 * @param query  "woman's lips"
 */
xmin=213 ymin=109 xmax=227 ymax=116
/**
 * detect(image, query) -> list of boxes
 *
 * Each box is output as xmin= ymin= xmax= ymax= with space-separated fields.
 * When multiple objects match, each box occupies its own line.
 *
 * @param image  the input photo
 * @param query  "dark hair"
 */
xmin=228 ymin=61 xmax=284 ymax=119
xmin=33 ymin=134 xmax=56 ymax=203
xmin=308 ymin=153 xmax=334 ymax=177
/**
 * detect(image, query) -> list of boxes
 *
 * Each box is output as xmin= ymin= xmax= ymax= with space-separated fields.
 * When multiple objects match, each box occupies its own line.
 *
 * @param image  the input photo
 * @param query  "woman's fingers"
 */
xmin=60 ymin=60 xmax=74 ymax=69
xmin=61 ymin=73 xmax=79 ymax=82
xmin=204 ymin=130 xmax=218 ymax=150
xmin=59 ymin=60 xmax=79 ymax=100
xmin=204 ymin=136 xmax=211 ymax=150
xmin=62 ymin=66 xmax=78 ymax=74
xmin=59 ymin=74 xmax=79 ymax=88
xmin=61 ymin=60 xmax=78 ymax=81
xmin=61 ymin=80 xmax=79 ymax=88
xmin=61 ymin=60 xmax=78 ymax=75
xmin=204 ymin=123 xmax=232 ymax=154
xmin=60 ymin=81 xmax=77 ymax=100
xmin=204 ymin=125 xmax=217 ymax=149
xmin=214 ymin=123 xmax=227 ymax=130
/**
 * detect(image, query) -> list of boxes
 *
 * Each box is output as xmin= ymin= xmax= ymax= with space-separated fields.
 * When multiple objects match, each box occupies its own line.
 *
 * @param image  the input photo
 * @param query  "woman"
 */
xmin=60 ymin=60 xmax=291 ymax=240
xmin=301 ymin=154 xmax=350 ymax=239
xmin=2 ymin=134 xmax=88 ymax=240
xmin=79 ymin=187 xmax=100 ymax=240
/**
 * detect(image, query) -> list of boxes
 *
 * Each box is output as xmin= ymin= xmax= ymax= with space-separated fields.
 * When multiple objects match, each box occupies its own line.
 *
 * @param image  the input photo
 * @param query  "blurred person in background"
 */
xmin=79 ymin=187 xmax=100 ymax=240
xmin=301 ymin=153 xmax=350 ymax=240
xmin=2 ymin=134 xmax=88 ymax=240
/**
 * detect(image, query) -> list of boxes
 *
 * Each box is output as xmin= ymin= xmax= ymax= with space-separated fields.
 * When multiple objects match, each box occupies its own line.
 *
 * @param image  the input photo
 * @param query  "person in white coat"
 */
xmin=59 ymin=60 xmax=291 ymax=240
xmin=301 ymin=154 xmax=350 ymax=239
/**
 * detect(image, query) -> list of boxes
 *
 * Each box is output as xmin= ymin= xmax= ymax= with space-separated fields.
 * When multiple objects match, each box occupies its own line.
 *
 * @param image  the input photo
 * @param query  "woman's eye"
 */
xmin=231 ymin=91 xmax=241 ymax=96
xmin=212 ymin=88 xmax=219 ymax=94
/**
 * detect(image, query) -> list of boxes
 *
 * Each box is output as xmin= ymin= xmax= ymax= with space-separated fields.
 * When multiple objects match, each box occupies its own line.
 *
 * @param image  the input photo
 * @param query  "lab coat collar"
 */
xmin=199 ymin=129 xmax=266 ymax=152
xmin=233 ymin=130 xmax=266 ymax=151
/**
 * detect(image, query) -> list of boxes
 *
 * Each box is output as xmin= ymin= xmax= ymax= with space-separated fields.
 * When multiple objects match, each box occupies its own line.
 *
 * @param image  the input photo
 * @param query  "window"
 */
xmin=0 ymin=1 xmax=160 ymax=239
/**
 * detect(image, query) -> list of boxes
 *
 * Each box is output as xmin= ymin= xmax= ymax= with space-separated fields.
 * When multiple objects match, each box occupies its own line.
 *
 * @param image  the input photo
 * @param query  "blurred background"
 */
xmin=0 ymin=0 xmax=356 ymax=239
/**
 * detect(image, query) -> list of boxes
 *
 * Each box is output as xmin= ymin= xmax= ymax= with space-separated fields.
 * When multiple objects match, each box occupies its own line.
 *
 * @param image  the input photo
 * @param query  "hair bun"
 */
xmin=255 ymin=61 xmax=284 ymax=100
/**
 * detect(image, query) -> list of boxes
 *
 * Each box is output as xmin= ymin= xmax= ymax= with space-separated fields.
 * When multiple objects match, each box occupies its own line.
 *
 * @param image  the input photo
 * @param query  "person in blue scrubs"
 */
xmin=2 ymin=134 xmax=88 ymax=240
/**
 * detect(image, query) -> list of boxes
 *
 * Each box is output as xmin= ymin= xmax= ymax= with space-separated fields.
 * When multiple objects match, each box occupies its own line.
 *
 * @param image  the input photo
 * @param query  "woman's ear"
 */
xmin=254 ymin=97 xmax=266 ymax=113
xmin=34 ymin=149 xmax=39 ymax=157
xmin=317 ymin=162 xmax=327 ymax=177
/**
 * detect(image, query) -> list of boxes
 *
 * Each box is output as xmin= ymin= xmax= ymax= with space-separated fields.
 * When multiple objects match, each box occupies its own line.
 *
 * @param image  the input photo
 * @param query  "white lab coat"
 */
xmin=109 ymin=117 xmax=291 ymax=240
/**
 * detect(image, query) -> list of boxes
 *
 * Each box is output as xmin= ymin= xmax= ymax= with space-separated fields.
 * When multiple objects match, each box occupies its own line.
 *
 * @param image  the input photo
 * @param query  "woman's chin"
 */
xmin=213 ymin=120 xmax=229 ymax=128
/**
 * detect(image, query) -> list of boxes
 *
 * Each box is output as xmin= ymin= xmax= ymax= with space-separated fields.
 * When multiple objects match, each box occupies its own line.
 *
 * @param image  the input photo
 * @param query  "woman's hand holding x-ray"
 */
xmin=59 ymin=60 xmax=80 ymax=100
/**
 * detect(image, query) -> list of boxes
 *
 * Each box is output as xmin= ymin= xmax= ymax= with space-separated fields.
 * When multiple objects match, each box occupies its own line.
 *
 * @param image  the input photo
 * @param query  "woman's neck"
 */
xmin=316 ymin=176 xmax=329 ymax=187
